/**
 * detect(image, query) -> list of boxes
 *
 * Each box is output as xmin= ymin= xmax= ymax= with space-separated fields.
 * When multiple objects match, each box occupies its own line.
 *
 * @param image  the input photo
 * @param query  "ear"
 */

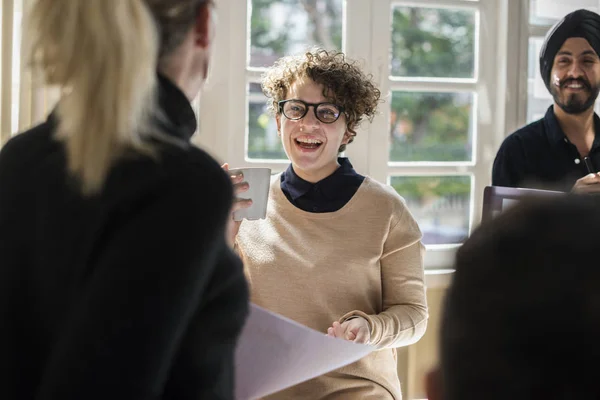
xmin=195 ymin=4 xmax=213 ymax=48
xmin=276 ymin=114 xmax=282 ymax=137
xmin=425 ymin=366 xmax=443 ymax=400
xmin=341 ymin=130 xmax=351 ymax=145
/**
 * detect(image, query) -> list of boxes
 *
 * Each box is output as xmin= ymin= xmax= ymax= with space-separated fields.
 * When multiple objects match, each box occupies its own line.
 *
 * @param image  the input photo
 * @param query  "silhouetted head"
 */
xmin=428 ymin=195 xmax=600 ymax=400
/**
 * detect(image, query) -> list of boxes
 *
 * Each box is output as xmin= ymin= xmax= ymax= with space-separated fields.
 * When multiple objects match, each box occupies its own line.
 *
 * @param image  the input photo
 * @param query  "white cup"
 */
xmin=229 ymin=167 xmax=272 ymax=221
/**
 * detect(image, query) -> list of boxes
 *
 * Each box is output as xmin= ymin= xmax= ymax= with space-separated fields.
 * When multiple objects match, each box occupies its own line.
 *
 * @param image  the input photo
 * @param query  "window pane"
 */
xmin=249 ymin=0 xmax=343 ymax=68
xmin=529 ymin=0 xmax=598 ymax=26
xmin=389 ymin=92 xmax=474 ymax=162
xmin=390 ymin=176 xmax=471 ymax=245
xmin=391 ymin=6 xmax=476 ymax=78
xmin=247 ymin=83 xmax=287 ymax=160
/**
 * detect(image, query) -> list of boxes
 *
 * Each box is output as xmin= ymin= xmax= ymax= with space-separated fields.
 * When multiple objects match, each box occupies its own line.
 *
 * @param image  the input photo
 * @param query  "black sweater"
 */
xmin=0 ymin=75 xmax=248 ymax=399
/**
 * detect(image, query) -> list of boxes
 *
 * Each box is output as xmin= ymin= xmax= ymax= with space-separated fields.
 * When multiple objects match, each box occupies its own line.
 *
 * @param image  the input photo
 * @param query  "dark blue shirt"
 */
xmin=280 ymin=158 xmax=365 ymax=213
xmin=492 ymin=106 xmax=600 ymax=191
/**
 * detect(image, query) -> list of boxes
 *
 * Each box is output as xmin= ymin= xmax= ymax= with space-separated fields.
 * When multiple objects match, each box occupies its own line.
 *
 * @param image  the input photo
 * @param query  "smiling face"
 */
xmin=276 ymin=78 xmax=349 ymax=183
xmin=550 ymin=37 xmax=600 ymax=114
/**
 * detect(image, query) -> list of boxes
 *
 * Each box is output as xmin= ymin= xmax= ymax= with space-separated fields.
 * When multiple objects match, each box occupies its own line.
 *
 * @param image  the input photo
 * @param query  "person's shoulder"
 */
xmin=155 ymin=145 xmax=231 ymax=202
xmin=159 ymin=150 xmax=232 ymax=228
xmin=360 ymin=176 xmax=410 ymax=213
xmin=0 ymin=120 xmax=55 ymax=165
xmin=360 ymin=177 xmax=422 ymax=238
xmin=500 ymin=117 xmax=547 ymax=150
xmin=513 ymin=116 xmax=545 ymax=135
xmin=0 ymin=121 xmax=57 ymax=190
xmin=174 ymin=145 xmax=228 ymax=183
xmin=107 ymin=144 xmax=233 ymax=219
xmin=4 ymin=118 xmax=54 ymax=145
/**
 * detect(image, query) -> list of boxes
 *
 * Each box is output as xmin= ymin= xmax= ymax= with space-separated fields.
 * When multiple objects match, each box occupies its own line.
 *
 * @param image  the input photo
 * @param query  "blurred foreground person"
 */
xmin=427 ymin=195 xmax=600 ymax=400
xmin=0 ymin=1 xmax=248 ymax=399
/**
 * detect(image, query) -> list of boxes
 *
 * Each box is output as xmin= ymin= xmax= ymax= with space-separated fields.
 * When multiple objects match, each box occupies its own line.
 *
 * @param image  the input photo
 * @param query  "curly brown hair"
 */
xmin=261 ymin=48 xmax=382 ymax=153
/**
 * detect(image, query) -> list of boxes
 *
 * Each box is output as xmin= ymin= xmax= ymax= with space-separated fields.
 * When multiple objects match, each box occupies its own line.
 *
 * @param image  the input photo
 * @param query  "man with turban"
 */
xmin=493 ymin=9 xmax=600 ymax=193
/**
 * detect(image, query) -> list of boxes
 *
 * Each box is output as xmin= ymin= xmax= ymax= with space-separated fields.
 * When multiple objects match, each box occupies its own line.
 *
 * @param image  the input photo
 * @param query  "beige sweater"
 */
xmin=236 ymin=175 xmax=428 ymax=400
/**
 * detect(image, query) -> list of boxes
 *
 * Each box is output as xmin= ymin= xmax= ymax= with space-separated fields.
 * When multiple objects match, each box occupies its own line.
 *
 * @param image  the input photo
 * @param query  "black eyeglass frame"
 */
xmin=277 ymin=99 xmax=346 ymax=124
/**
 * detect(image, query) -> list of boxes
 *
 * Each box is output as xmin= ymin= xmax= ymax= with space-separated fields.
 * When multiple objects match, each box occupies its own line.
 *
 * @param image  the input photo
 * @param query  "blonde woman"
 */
xmin=231 ymin=49 xmax=428 ymax=399
xmin=0 ymin=1 xmax=248 ymax=399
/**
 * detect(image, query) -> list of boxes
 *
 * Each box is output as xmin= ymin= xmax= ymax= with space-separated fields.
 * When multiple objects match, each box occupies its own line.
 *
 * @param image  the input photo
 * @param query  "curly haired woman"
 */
xmin=230 ymin=49 xmax=428 ymax=400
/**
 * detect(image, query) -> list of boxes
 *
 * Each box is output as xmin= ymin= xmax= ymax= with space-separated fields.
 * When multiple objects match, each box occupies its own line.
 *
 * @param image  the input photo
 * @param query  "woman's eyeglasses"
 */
xmin=278 ymin=99 xmax=345 ymax=124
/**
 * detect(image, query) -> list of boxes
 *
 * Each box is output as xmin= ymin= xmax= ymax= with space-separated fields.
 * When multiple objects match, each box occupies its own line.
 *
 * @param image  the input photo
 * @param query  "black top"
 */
xmin=0 ymin=75 xmax=248 ymax=399
xmin=492 ymin=106 xmax=600 ymax=191
xmin=280 ymin=157 xmax=365 ymax=213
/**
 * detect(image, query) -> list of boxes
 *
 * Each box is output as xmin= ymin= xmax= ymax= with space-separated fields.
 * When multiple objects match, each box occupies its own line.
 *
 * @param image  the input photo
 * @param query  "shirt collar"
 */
xmin=156 ymin=73 xmax=197 ymax=142
xmin=46 ymin=73 xmax=198 ymax=144
xmin=281 ymin=157 xmax=358 ymax=201
xmin=544 ymin=105 xmax=600 ymax=150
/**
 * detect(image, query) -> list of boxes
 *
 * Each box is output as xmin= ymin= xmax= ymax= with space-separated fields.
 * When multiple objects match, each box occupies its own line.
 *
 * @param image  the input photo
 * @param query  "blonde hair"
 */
xmin=27 ymin=0 xmax=210 ymax=195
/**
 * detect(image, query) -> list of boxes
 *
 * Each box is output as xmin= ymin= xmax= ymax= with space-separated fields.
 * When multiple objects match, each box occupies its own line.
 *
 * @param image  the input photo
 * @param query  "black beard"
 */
xmin=551 ymin=80 xmax=600 ymax=115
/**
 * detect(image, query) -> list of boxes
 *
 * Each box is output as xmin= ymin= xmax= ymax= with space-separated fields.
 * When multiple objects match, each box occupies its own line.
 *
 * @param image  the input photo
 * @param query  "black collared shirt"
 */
xmin=280 ymin=157 xmax=365 ymax=213
xmin=492 ymin=106 xmax=600 ymax=191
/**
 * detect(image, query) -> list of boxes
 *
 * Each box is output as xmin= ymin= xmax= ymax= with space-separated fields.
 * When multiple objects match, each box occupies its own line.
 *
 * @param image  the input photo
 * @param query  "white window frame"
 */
xmin=503 ymin=0 xmax=528 ymax=135
xmin=196 ymin=0 xmax=510 ymax=272
xmin=511 ymin=0 xmax=553 ymax=128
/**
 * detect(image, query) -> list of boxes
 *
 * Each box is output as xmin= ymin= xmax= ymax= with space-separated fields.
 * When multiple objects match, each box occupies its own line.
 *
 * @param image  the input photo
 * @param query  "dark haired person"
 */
xmin=427 ymin=195 xmax=600 ymax=400
xmin=0 ymin=1 xmax=248 ymax=399
xmin=230 ymin=49 xmax=428 ymax=399
xmin=493 ymin=9 xmax=600 ymax=193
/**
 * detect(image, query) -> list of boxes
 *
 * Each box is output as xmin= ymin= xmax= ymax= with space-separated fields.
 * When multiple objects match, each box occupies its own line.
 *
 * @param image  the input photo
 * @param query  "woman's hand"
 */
xmin=326 ymin=317 xmax=371 ymax=344
xmin=222 ymin=163 xmax=252 ymax=248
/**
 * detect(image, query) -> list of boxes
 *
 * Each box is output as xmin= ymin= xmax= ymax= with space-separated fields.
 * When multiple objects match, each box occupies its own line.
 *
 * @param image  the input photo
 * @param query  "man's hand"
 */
xmin=326 ymin=317 xmax=371 ymax=344
xmin=572 ymin=173 xmax=600 ymax=194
